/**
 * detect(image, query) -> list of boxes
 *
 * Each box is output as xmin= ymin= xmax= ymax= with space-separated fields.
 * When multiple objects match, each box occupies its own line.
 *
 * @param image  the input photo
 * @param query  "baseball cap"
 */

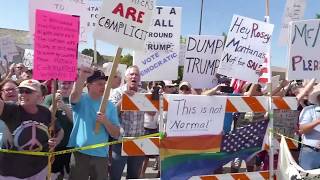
xmin=164 ymin=80 xmax=177 ymax=87
xmin=18 ymin=79 xmax=41 ymax=93
xmin=87 ymin=70 xmax=108 ymax=83
xmin=179 ymin=81 xmax=191 ymax=89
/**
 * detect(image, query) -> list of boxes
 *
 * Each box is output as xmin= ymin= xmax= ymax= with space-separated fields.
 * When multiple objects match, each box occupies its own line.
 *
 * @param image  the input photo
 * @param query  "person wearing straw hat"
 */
xmin=178 ymin=81 xmax=192 ymax=95
xmin=0 ymin=79 xmax=63 ymax=179
xmin=298 ymin=85 xmax=320 ymax=170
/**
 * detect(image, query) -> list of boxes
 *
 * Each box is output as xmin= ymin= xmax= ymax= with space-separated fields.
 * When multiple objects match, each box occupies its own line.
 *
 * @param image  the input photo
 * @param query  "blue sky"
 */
xmin=0 ymin=0 xmax=319 ymax=67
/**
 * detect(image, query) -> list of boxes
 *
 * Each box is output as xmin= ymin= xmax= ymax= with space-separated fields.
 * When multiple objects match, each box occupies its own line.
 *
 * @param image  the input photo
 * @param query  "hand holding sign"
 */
xmin=79 ymin=66 xmax=94 ymax=80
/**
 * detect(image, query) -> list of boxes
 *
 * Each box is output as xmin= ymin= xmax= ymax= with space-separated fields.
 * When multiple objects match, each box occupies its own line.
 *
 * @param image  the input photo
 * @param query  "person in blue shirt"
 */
xmin=299 ymin=86 xmax=320 ymax=170
xmin=68 ymin=67 xmax=120 ymax=180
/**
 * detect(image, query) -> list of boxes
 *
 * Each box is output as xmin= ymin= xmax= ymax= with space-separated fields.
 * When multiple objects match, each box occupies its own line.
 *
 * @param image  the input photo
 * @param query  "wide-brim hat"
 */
xmin=308 ymin=86 xmax=320 ymax=105
xmin=179 ymin=81 xmax=191 ymax=89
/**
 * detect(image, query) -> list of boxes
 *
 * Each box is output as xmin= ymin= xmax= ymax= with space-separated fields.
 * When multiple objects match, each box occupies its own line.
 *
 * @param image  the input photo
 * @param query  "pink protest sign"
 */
xmin=34 ymin=9 xmax=79 ymax=81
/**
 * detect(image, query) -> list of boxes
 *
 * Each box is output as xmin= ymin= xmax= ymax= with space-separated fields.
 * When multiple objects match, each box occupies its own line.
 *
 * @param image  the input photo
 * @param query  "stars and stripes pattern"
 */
xmin=221 ymin=119 xmax=269 ymax=153
xmin=230 ymin=78 xmax=246 ymax=93
xmin=258 ymin=55 xmax=270 ymax=84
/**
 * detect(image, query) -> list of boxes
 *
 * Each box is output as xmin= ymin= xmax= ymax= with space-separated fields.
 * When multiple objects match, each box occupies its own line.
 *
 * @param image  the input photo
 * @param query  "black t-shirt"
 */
xmin=0 ymin=103 xmax=53 ymax=178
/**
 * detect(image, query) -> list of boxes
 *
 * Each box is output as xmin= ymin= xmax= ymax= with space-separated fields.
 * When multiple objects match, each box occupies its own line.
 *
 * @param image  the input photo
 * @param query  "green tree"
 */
xmin=81 ymin=48 xmax=105 ymax=65
xmin=222 ymin=32 xmax=227 ymax=45
xmin=317 ymin=14 xmax=320 ymax=19
xmin=177 ymin=66 xmax=183 ymax=81
xmin=120 ymin=53 xmax=133 ymax=67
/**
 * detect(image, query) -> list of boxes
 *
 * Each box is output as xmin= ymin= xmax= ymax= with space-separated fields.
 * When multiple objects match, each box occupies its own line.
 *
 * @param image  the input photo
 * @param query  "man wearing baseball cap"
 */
xmin=179 ymin=81 xmax=192 ymax=95
xmin=0 ymin=79 xmax=63 ymax=179
xmin=68 ymin=67 xmax=120 ymax=180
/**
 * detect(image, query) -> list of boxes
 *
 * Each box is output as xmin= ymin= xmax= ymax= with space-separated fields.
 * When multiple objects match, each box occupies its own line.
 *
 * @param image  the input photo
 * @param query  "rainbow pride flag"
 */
xmin=160 ymin=119 xmax=268 ymax=180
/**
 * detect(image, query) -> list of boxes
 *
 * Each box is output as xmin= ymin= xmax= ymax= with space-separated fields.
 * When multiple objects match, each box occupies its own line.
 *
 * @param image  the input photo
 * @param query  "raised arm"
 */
xmin=0 ymin=98 xmax=4 ymax=117
xmin=70 ymin=67 xmax=93 ymax=104
xmin=296 ymin=79 xmax=316 ymax=102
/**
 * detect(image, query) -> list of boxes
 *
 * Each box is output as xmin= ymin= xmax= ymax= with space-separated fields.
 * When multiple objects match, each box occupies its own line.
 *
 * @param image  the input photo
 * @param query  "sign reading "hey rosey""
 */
xmin=93 ymin=0 xmax=156 ymax=50
xmin=218 ymin=15 xmax=274 ymax=83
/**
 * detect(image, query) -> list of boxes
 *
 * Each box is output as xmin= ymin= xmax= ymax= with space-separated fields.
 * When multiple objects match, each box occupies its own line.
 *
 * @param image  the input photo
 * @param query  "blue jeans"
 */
xmin=110 ymin=143 xmax=145 ymax=180
xmin=299 ymin=147 xmax=320 ymax=170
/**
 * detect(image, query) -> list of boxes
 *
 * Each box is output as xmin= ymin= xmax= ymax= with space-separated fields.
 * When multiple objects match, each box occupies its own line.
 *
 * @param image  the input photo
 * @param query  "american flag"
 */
xmin=221 ymin=119 xmax=269 ymax=153
xmin=230 ymin=78 xmax=246 ymax=93
xmin=258 ymin=55 xmax=270 ymax=84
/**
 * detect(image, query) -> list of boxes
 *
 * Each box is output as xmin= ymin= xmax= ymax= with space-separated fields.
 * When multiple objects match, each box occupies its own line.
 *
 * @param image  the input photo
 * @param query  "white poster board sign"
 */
xmin=103 ymin=62 xmax=127 ymax=85
xmin=78 ymin=53 xmax=93 ymax=68
xmin=179 ymin=43 xmax=186 ymax=66
xmin=0 ymin=35 xmax=19 ymax=62
xmin=29 ymin=0 xmax=89 ymax=42
xmin=182 ymin=35 xmax=224 ymax=88
xmin=287 ymin=19 xmax=320 ymax=80
xmin=134 ymin=6 xmax=181 ymax=81
xmin=86 ymin=0 xmax=103 ymax=31
xmin=165 ymin=94 xmax=226 ymax=137
xmin=93 ymin=0 xmax=156 ymax=50
xmin=23 ymin=49 xmax=34 ymax=68
xmin=217 ymin=15 xmax=274 ymax=83
xmin=274 ymin=109 xmax=299 ymax=138
xmin=279 ymin=0 xmax=306 ymax=45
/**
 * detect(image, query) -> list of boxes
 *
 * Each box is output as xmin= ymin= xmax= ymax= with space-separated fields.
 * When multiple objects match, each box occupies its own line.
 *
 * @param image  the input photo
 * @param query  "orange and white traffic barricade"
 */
xmin=121 ymin=93 xmax=168 ymax=111
xmin=189 ymin=171 xmax=276 ymax=180
xmin=121 ymin=137 xmax=160 ymax=156
xmin=122 ymin=94 xmax=298 ymax=112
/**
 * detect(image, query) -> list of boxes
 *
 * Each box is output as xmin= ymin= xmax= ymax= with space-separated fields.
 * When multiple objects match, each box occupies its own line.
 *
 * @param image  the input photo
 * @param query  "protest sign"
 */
xmin=217 ymin=15 xmax=274 ymax=83
xmin=179 ymin=42 xmax=186 ymax=66
xmin=273 ymin=109 xmax=299 ymax=138
xmin=263 ymin=75 xmax=280 ymax=92
xmin=165 ymin=94 xmax=226 ymax=137
xmin=0 ymin=35 xmax=19 ymax=62
xmin=29 ymin=0 xmax=88 ymax=42
xmin=33 ymin=10 xmax=79 ymax=81
xmin=102 ymin=62 xmax=127 ymax=85
xmin=182 ymin=35 xmax=224 ymax=88
xmin=287 ymin=19 xmax=320 ymax=80
xmin=278 ymin=137 xmax=320 ymax=180
xmin=134 ymin=6 xmax=181 ymax=81
xmin=78 ymin=53 xmax=93 ymax=68
xmin=279 ymin=0 xmax=306 ymax=45
xmin=87 ymin=0 xmax=103 ymax=31
xmin=93 ymin=0 xmax=156 ymax=50
xmin=22 ymin=49 xmax=34 ymax=68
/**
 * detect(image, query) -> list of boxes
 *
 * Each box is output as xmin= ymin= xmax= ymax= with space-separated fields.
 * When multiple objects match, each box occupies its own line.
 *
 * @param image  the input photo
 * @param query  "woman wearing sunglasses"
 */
xmin=0 ymin=79 xmax=18 ymax=149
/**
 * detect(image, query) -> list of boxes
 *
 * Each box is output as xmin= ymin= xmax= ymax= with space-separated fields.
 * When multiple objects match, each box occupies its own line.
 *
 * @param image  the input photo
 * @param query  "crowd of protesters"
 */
xmin=0 ymin=62 xmax=319 ymax=180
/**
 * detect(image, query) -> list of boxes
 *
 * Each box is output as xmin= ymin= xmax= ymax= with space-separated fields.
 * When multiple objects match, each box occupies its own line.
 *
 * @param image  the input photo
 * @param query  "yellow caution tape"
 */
xmin=0 ymin=133 xmax=160 ymax=156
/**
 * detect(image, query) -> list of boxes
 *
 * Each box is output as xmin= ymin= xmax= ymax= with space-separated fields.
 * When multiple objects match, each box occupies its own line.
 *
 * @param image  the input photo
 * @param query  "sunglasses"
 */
xmin=180 ymin=86 xmax=190 ymax=91
xmin=61 ymin=81 xmax=73 ymax=85
xmin=18 ymin=87 xmax=34 ymax=94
